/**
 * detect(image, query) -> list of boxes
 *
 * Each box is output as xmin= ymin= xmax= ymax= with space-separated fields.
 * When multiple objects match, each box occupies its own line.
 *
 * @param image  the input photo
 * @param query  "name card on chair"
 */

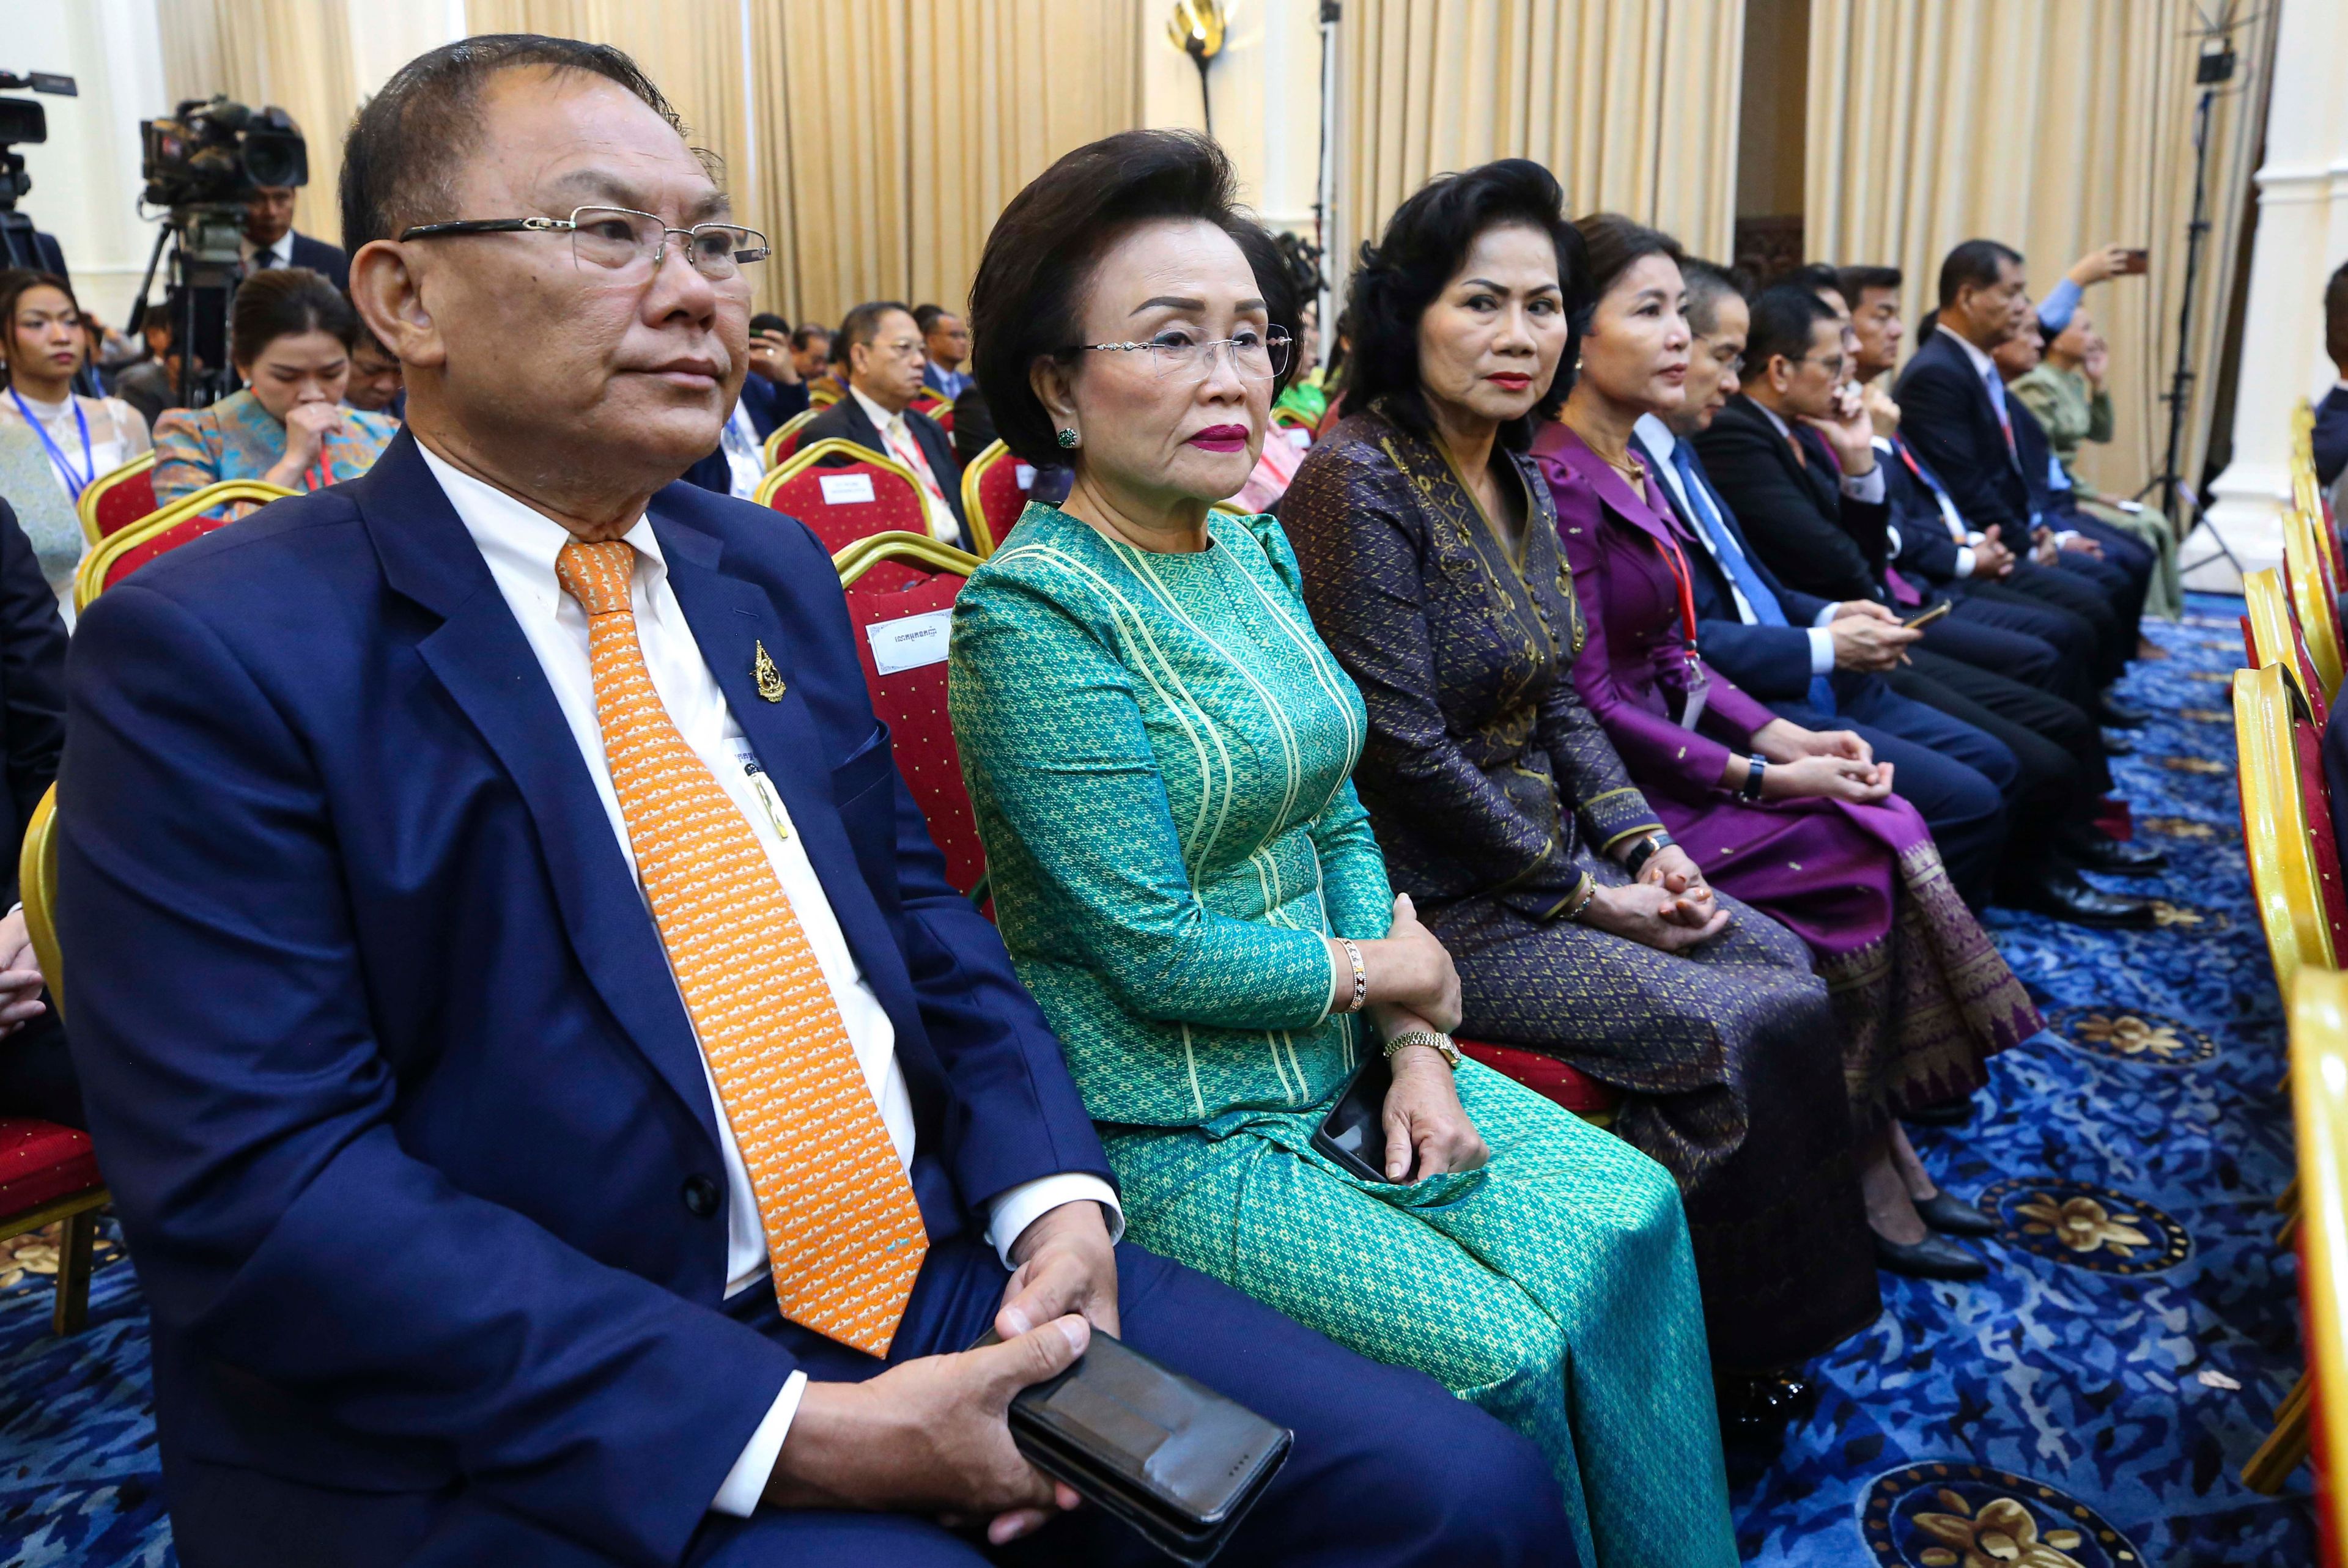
xmin=867 ymin=608 xmax=954 ymax=675
xmin=1014 ymin=464 xmax=1036 ymax=490
xmin=820 ymin=473 xmax=877 ymax=505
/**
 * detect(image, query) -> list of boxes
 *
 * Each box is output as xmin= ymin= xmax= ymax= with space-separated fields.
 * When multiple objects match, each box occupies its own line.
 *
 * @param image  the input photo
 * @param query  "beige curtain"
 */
xmin=756 ymin=0 xmax=1141 ymax=330
xmin=1338 ymin=0 xmax=1746 ymax=282
xmin=158 ymin=0 xmax=360 ymax=243
xmin=1806 ymin=0 xmax=2277 ymax=506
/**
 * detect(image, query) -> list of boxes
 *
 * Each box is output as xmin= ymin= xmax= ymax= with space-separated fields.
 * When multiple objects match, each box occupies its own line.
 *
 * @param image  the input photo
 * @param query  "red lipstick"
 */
xmin=1186 ymin=424 xmax=1249 ymax=452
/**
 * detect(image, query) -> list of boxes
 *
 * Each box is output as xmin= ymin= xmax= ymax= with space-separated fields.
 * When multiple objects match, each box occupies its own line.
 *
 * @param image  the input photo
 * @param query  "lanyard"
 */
xmin=1644 ymin=525 xmax=1711 ymax=731
xmin=10 ymin=385 xmax=94 ymax=499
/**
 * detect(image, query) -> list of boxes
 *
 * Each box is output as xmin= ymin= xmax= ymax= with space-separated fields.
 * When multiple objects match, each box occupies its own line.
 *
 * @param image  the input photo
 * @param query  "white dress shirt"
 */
xmin=418 ymin=446 xmax=1119 ymax=1517
xmin=1638 ymin=416 xmax=1838 ymax=676
xmin=850 ymin=385 xmax=960 ymax=543
xmin=240 ymin=233 xmax=292 ymax=271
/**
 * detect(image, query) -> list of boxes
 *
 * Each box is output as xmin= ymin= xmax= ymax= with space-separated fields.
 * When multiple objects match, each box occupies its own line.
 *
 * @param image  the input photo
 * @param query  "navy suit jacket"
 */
xmin=2316 ymin=386 xmax=2348 ymax=488
xmin=1894 ymin=329 xmax=2033 ymax=540
xmin=1881 ymin=438 xmax=1969 ymax=586
xmin=284 ymin=230 xmax=350 ymax=293
xmin=1632 ymin=430 xmax=1830 ymax=702
xmin=1692 ymin=394 xmax=1891 ymax=606
xmin=56 ymin=432 xmax=1109 ymax=1565
xmin=0 ymin=500 xmax=65 ymax=904
xmin=739 ymin=374 xmax=811 ymax=440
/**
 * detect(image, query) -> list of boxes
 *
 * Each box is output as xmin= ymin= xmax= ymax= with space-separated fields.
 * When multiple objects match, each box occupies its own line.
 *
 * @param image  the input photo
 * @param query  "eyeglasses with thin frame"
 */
xmin=398 ymin=205 xmax=770 ymax=283
xmin=1795 ymin=350 xmax=1846 ymax=379
xmin=1074 ymin=326 xmax=1293 ymax=383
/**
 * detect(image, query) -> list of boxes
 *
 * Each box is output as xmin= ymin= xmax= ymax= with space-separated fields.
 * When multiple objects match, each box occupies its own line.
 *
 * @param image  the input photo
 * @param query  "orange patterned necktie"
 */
xmin=555 ymin=539 xmax=928 ymax=1356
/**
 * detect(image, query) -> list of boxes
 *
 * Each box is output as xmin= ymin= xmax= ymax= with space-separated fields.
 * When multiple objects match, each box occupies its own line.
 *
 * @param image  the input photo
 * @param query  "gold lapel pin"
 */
xmin=753 ymin=640 xmax=786 ymax=702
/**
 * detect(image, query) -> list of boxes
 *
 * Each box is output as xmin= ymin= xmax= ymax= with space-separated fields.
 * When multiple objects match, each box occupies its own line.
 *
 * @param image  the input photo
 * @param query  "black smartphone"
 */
xmin=1901 ymin=600 xmax=1953 ymax=630
xmin=1311 ymin=1050 xmax=1412 ymax=1183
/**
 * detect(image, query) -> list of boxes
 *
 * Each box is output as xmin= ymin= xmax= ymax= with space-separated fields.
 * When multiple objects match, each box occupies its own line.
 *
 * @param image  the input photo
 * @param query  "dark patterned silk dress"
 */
xmin=1282 ymin=403 xmax=1880 ymax=1373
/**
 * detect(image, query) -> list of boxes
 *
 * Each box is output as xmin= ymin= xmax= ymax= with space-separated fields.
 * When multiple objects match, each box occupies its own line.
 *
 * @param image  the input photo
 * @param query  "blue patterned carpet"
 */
xmin=0 ymin=595 xmax=2306 ymax=1566
xmin=1734 ymin=594 xmax=2313 ymax=1566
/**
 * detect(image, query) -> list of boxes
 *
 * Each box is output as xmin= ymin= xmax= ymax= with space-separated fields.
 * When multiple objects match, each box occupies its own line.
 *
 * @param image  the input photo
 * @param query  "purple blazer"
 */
xmin=1530 ymin=424 xmax=1780 ymax=801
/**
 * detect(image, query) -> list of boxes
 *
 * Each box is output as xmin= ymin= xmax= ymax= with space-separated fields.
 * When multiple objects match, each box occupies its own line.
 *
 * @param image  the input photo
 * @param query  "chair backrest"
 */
xmin=907 ymin=389 xmax=949 ymax=421
xmin=17 ymin=785 xmax=58 ymax=1023
xmin=762 ymin=408 xmax=821 ymax=469
xmin=808 ymin=379 xmax=843 ymax=408
xmin=2285 ymin=506 xmax=2345 ymax=702
xmin=2291 ymin=965 xmax=2348 ymax=1567
xmin=2247 ymin=566 xmax=2332 ymax=728
xmin=74 ymin=480 xmax=295 ymax=611
xmin=77 ymin=451 xmax=157 ymax=545
xmin=836 ymin=536 xmax=988 ymax=900
xmin=1271 ymin=406 xmax=1313 ymax=431
xmin=755 ymin=438 xmax=934 ymax=557
xmin=958 ymin=440 xmax=1038 ymax=559
xmin=2238 ymin=663 xmax=2342 ymax=997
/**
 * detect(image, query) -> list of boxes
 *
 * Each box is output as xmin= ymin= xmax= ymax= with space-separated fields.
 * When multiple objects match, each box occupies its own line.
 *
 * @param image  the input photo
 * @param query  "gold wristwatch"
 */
xmin=1383 ymin=1029 xmax=1463 ymax=1070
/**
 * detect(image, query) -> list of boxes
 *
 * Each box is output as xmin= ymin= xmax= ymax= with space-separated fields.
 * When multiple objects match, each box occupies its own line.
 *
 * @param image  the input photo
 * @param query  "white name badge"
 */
xmin=1014 ymin=463 xmax=1036 ymax=491
xmin=819 ymin=473 xmax=876 ymax=505
xmin=866 ymin=608 xmax=954 ymax=675
xmin=1285 ymin=427 xmax=1312 ymax=450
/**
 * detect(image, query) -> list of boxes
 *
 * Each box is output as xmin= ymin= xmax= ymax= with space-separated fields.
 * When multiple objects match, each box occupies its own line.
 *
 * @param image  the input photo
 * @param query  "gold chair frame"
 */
xmin=2235 ymin=663 xmax=2338 ymax=1001
xmin=2283 ymin=505 xmax=2344 ymax=701
xmin=75 ymin=451 xmax=157 ymax=547
xmin=2244 ymin=567 xmax=2317 ymax=710
xmin=2281 ymin=966 xmax=2348 ymax=1512
xmin=761 ymin=408 xmax=821 ymax=470
xmin=73 ymin=480 xmax=297 ymax=613
xmin=9 ymin=784 xmax=108 ymax=1335
xmin=957 ymin=440 xmax=1014 ymax=559
xmin=834 ymin=530 xmax=980 ymax=588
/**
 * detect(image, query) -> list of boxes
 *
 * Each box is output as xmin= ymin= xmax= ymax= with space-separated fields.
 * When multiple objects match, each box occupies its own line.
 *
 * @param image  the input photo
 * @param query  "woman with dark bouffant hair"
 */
xmin=1280 ymin=160 xmax=1880 ymax=1439
xmin=950 ymin=129 xmax=1735 ymax=1564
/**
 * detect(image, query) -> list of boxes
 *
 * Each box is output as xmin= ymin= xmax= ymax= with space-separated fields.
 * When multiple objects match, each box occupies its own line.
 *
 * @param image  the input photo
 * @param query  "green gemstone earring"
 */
xmin=1056 ymin=427 xmax=1079 ymax=449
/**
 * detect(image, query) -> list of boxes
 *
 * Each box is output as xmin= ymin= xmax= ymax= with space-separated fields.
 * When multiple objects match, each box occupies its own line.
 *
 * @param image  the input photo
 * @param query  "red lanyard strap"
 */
xmin=1646 ymin=529 xmax=1702 ymax=653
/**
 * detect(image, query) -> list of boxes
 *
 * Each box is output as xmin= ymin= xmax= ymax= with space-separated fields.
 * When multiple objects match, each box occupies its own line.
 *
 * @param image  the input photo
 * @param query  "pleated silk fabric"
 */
xmin=555 ymin=538 xmax=926 ymax=1356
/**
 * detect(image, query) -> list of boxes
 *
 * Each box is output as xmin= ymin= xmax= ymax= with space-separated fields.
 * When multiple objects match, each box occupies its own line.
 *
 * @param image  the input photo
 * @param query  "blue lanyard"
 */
xmin=9 ymin=385 xmax=95 ymax=500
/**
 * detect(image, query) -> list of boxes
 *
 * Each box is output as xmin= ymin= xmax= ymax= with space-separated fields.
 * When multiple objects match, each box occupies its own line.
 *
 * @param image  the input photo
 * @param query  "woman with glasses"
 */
xmin=948 ymin=130 xmax=1737 ymax=1566
xmin=151 ymin=268 xmax=398 ymax=517
xmin=1535 ymin=214 xmax=2039 ymax=1284
xmin=1279 ymin=161 xmax=1883 ymax=1430
xmin=0 ymin=269 xmax=153 ymax=608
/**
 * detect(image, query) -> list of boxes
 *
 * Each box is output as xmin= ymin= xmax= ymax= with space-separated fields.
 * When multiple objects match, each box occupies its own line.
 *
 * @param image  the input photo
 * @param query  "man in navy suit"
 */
xmin=57 ymin=36 xmax=1566 ymax=1568
xmin=2320 ymin=262 xmax=2348 ymax=489
xmin=242 ymin=183 xmax=351 ymax=292
xmin=797 ymin=303 xmax=970 ymax=548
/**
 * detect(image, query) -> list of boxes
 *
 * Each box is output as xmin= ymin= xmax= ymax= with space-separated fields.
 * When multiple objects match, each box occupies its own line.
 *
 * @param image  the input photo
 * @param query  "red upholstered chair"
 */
xmin=74 ymin=480 xmax=294 ymax=613
xmin=762 ymin=408 xmax=820 ymax=469
xmin=8 ymin=787 xmax=108 ymax=1335
xmin=756 ymin=438 xmax=935 ymax=557
xmin=958 ymin=440 xmax=1039 ymax=559
xmin=836 ymin=537 xmax=988 ymax=900
xmin=907 ymin=389 xmax=949 ymax=421
xmin=1453 ymin=1039 xmax=1620 ymax=1125
xmin=78 ymin=451 xmax=158 ymax=544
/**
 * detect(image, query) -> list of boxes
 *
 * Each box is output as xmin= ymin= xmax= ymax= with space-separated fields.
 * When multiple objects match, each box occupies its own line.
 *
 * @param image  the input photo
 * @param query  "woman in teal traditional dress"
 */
xmin=151 ymin=267 xmax=396 ymax=518
xmin=948 ymin=129 xmax=1736 ymax=1568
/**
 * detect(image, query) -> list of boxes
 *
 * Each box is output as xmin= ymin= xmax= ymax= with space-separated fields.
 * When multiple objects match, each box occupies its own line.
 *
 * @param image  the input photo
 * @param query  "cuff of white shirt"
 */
xmin=2053 ymin=530 xmax=2080 ymax=548
xmin=1840 ymin=466 xmax=1886 ymax=504
xmin=711 ymin=1370 xmax=807 ymax=1517
xmin=1954 ymin=547 xmax=1976 ymax=579
xmin=1810 ymin=604 xmax=1838 ymax=628
xmin=1806 ymin=625 xmax=1836 ymax=677
xmin=985 ymin=1174 xmax=1126 ymax=1269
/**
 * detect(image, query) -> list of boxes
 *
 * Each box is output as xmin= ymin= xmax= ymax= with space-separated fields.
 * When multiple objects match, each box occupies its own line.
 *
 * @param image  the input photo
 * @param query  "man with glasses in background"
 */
xmin=798 ymin=301 xmax=969 ymax=548
xmin=55 ymin=33 xmax=1551 ymax=1568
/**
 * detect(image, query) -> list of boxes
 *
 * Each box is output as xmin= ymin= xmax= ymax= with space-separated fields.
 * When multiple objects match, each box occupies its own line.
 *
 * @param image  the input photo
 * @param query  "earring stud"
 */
xmin=1056 ymin=427 xmax=1079 ymax=449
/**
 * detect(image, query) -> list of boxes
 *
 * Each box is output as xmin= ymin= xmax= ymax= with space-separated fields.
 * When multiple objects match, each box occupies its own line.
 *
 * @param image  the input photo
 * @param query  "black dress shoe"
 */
xmin=1914 ymin=1191 xmax=1999 ymax=1235
xmin=1905 ymin=1097 xmax=1973 ymax=1127
xmin=2016 ymin=867 xmax=2157 ymax=927
xmin=2102 ymin=731 xmax=2136 ymax=756
xmin=1874 ymin=1231 xmax=1989 ymax=1280
xmin=2097 ymin=696 xmax=2150 ymax=727
xmin=2058 ymin=832 xmax=2168 ymax=877
xmin=1715 ymin=1374 xmax=1818 ymax=1449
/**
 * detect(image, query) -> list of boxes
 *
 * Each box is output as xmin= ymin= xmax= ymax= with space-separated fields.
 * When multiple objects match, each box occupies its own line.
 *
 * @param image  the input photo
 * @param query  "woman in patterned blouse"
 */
xmin=152 ymin=268 xmax=397 ymax=516
xmin=948 ymin=130 xmax=1737 ymax=1567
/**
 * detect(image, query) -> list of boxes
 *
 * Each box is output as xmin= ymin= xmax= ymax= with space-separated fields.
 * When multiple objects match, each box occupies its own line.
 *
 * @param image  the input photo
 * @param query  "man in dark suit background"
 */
xmin=1697 ymin=286 xmax=2158 ymax=922
xmin=2320 ymin=260 xmax=2348 ymax=489
xmin=56 ymin=35 xmax=1565 ymax=1568
xmin=0 ymin=498 xmax=72 ymax=1124
xmin=242 ymin=183 xmax=350 ymax=292
xmin=798 ymin=301 xmax=970 ymax=548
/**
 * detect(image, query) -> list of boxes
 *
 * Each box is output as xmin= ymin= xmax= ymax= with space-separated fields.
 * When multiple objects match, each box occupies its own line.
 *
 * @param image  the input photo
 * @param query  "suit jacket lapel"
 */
xmin=356 ymin=436 xmax=722 ymax=1150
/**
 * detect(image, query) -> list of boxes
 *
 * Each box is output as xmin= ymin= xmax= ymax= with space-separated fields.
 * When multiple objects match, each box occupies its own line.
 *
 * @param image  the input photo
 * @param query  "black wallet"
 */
xmin=973 ymin=1326 xmax=1292 ymax=1564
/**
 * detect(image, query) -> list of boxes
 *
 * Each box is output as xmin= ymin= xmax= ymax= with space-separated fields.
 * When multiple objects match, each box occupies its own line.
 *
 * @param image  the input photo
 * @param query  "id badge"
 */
xmin=1677 ymin=657 xmax=1710 ymax=732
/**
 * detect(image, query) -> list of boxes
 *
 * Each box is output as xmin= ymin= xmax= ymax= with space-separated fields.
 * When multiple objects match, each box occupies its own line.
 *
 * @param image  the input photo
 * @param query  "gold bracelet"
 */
xmin=1383 ymin=1028 xmax=1463 ymax=1070
xmin=1337 ymin=937 xmax=1367 ymax=1014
